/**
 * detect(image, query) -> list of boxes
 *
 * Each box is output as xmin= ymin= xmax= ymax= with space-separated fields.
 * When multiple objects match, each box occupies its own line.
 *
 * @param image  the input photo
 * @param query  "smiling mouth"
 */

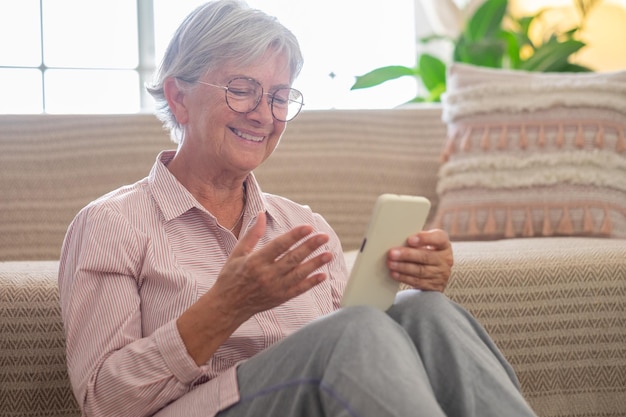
xmin=232 ymin=128 xmax=265 ymax=143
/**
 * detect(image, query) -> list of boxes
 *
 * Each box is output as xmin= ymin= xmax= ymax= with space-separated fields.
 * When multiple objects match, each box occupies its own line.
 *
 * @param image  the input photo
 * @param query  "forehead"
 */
xmin=211 ymin=50 xmax=292 ymax=86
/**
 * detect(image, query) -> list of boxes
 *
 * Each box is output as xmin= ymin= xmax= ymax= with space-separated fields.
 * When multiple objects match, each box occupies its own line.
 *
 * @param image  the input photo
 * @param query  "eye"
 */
xmin=228 ymin=87 xmax=255 ymax=98
xmin=272 ymin=89 xmax=290 ymax=107
xmin=226 ymin=78 xmax=261 ymax=99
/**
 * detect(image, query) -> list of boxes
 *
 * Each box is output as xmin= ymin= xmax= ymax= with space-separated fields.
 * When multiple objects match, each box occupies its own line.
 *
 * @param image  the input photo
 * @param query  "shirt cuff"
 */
xmin=153 ymin=319 xmax=204 ymax=385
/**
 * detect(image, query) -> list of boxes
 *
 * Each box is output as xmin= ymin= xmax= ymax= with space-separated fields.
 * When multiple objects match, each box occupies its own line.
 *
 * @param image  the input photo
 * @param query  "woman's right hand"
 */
xmin=177 ymin=212 xmax=333 ymax=365
xmin=215 ymin=211 xmax=333 ymax=317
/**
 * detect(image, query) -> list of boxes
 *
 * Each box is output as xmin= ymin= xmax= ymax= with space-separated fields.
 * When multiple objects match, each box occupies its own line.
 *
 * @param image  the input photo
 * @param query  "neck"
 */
xmin=227 ymin=183 xmax=247 ymax=232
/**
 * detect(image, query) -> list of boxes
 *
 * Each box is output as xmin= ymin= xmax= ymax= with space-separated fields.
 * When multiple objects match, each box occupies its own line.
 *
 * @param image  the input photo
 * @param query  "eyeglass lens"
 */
xmin=225 ymin=78 xmax=303 ymax=122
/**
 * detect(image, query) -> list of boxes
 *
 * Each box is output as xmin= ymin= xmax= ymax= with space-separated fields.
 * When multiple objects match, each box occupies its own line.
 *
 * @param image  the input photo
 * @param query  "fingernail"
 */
xmin=315 ymin=234 xmax=329 ymax=245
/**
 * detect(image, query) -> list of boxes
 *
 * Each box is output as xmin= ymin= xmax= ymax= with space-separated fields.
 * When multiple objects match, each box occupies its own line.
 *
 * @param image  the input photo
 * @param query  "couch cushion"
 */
xmin=0 ymin=261 xmax=80 ymax=417
xmin=0 ymin=109 xmax=447 ymax=259
xmin=432 ymin=63 xmax=626 ymax=241
xmin=445 ymin=237 xmax=626 ymax=416
xmin=346 ymin=236 xmax=626 ymax=417
xmin=3 ymin=236 xmax=626 ymax=417
xmin=0 ymin=114 xmax=171 ymax=261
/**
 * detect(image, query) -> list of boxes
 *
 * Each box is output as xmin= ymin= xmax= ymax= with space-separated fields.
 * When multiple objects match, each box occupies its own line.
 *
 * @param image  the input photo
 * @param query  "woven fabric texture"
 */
xmin=5 ymin=238 xmax=626 ymax=417
xmin=0 ymin=262 xmax=80 ymax=417
xmin=0 ymin=108 xmax=445 ymax=260
xmin=347 ymin=237 xmax=626 ymax=417
xmin=0 ymin=114 xmax=172 ymax=261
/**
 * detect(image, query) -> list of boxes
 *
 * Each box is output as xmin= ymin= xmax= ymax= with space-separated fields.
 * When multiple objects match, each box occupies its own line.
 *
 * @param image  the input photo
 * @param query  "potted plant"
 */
xmin=351 ymin=0 xmax=600 ymax=103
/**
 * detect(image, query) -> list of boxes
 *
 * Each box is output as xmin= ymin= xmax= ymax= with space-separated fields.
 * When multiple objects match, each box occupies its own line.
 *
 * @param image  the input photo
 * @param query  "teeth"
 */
xmin=233 ymin=128 xmax=264 ymax=142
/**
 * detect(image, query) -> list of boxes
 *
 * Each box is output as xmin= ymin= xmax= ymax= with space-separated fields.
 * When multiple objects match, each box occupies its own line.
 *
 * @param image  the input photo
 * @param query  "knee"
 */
xmin=330 ymin=305 xmax=392 ymax=330
xmin=321 ymin=305 xmax=406 ymax=344
xmin=319 ymin=306 xmax=418 ymax=361
xmin=389 ymin=290 xmax=460 ymax=324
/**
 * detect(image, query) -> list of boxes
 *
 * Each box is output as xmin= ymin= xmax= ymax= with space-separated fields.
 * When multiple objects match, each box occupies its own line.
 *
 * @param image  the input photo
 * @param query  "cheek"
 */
xmin=190 ymin=102 xmax=233 ymax=138
xmin=266 ymin=124 xmax=286 ymax=151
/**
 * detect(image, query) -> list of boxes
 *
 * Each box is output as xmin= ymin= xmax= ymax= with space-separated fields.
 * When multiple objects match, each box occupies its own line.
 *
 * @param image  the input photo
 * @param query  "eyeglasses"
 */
xmin=196 ymin=77 xmax=304 ymax=122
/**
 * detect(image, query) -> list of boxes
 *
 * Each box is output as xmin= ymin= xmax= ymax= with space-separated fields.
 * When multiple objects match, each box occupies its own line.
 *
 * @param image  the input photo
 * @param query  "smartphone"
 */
xmin=340 ymin=194 xmax=431 ymax=310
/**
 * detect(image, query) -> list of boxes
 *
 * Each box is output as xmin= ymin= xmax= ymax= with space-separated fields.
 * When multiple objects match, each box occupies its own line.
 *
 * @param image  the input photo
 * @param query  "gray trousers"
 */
xmin=218 ymin=290 xmax=537 ymax=417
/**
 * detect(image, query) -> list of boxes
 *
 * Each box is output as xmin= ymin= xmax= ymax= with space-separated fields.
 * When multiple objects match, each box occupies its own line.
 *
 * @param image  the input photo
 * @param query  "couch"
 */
xmin=1 ymin=107 xmax=625 ymax=417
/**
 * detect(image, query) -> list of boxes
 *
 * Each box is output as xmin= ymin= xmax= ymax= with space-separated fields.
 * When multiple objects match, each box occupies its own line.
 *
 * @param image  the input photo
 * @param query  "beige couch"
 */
xmin=1 ymin=108 xmax=625 ymax=417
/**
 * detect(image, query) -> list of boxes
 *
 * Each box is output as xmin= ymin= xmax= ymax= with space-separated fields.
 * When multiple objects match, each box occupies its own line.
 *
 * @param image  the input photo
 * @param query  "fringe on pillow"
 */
xmin=441 ymin=121 xmax=626 ymax=162
xmin=432 ymin=203 xmax=616 ymax=238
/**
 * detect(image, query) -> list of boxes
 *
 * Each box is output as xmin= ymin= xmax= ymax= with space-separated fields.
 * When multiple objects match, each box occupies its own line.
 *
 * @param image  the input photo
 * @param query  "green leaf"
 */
xmin=426 ymin=83 xmax=447 ymax=102
xmin=454 ymin=36 xmax=507 ymax=67
xmin=559 ymin=63 xmax=593 ymax=72
xmin=418 ymin=53 xmax=446 ymax=92
xmin=514 ymin=15 xmax=535 ymax=38
xmin=350 ymin=66 xmax=416 ymax=90
xmin=464 ymin=0 xmax=508 ymax=42
xmin=405 ymin=96 xmax=427 ymax=104
xmin=499 ymin=30 xmax=522 ymax=68
xmin=508 ymin=14 xmax=536 ymax=50
xmin=520 ymin=39 xmax=586 ymax=72
xmin=419 ymin=34 xmax=453 ymax=44
xmin=563 ymin=27 xmax=580 ymax=38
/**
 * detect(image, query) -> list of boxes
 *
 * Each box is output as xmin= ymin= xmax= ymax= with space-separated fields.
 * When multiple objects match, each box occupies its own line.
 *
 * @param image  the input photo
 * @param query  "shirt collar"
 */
xmin=148 ymin=150 xmax=279 ymax=225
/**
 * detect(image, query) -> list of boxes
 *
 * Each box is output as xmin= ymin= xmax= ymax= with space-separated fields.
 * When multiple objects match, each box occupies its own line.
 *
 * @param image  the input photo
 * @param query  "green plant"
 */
xmin=351 ymin=0 xmax=600 ymax=103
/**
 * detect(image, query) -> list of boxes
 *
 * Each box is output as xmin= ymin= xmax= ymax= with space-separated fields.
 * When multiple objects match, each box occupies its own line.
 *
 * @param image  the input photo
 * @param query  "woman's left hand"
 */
xmin=386 ymin=229 xmax=453 ymax=292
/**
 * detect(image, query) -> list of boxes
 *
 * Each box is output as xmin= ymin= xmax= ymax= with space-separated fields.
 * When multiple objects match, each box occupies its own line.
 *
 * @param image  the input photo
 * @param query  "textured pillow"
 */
xmin=431 ymin=63 xmax=626 ymax=240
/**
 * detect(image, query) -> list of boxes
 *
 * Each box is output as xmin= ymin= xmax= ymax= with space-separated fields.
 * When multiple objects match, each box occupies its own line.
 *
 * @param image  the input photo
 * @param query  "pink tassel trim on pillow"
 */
xmin=618 ymin=129 xmax=626 ymax=153
xmin=441 ymin=120 xmax=626 ymax=162
xmin=431 ymin=202 xmax=619 ymax=239
xmin=575 ymin=124 xmax=586 ymax=149
xmin=601 ymin=206 xmax=613 ymax=235
xmin=523 ymin=208 xmax=534 ymax=237
xmin=595 ymin=125 xmax=605 ymax=148
xmin=583 ymin=206 xmax=595 ymax=234
xmin=557 ymin=207 xmax=574 ymax=235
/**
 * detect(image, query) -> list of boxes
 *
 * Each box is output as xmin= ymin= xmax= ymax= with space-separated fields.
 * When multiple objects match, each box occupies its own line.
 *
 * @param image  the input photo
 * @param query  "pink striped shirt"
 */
xmin=58 ymin=150 xmax=348 ymax=417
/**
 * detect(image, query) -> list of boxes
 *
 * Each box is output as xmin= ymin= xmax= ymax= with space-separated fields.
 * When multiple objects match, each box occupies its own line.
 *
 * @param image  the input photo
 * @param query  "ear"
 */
xmin=163 ymin=77 xmax=189 ymax=125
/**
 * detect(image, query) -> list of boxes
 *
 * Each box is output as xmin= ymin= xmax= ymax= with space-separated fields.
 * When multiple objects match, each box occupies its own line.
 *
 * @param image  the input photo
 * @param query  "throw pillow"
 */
xmin=431 ymin=63 xmax=626 ymax=240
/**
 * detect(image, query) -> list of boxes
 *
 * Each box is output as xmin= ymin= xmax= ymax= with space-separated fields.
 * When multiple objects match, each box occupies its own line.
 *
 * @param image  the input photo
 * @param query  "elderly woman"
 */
xmin=58 ymin=1 xmax=538 ymax=416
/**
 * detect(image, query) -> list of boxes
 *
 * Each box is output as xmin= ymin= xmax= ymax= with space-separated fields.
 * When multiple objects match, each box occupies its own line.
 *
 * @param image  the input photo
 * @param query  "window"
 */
xmin=0 ymin=1 xmax=418 ymax=114
xmin=0 ymin=0 xmax=141 ymax=114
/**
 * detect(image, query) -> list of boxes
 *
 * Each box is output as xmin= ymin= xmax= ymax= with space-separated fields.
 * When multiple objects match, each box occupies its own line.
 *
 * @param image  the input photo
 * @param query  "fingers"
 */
xmin=231 ymin=212 xmax=267 ymax=258
xmin=387 ymin=228 xmax=454 ymax=292
xmin=223 ymin=213 xmax=333 ymax=312
xmin=407 ymin=229 xmax=452 ymax=252
xmin=268 ymin=231 xmax=333 ymax=296
xmin=233 ymin=211 xmax=327 ymax=266
xmin=250 ymin=230 xmax=331 ymax=287
xmin=283 ymin=249 xmax=333 ymax=296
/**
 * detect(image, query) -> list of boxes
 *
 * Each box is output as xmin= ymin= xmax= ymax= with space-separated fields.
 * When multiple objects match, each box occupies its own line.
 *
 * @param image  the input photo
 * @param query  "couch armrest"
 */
xmin=447 ymin=237 xmax=626 ymax=416
xmin=0 ymin=261 xmax=80 ymax=417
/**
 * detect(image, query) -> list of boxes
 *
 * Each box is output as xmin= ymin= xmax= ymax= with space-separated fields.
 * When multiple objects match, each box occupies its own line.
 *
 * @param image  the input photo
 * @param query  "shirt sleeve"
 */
xmin=58 ymin=204 xmax=204 ymax=417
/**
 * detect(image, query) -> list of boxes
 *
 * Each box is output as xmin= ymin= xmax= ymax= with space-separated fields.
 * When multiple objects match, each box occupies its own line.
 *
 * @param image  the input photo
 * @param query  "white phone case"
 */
xmin=340 ymin=194 xmax=431 ymax=310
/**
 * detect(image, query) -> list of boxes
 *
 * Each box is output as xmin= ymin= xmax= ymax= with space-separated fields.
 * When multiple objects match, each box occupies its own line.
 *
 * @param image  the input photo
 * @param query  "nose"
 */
xmin=247 ymin=93 xmax=275 ymax=124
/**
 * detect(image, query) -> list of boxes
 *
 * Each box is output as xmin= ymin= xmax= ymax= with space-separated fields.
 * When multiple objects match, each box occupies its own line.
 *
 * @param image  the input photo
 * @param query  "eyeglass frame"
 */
xmin=190 ymin=76 xmax=304 ymax=122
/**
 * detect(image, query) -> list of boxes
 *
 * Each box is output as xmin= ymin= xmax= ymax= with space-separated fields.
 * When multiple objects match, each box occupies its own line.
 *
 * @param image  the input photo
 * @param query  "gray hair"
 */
xmin=146 ymin=0 xmax=304 ymax=142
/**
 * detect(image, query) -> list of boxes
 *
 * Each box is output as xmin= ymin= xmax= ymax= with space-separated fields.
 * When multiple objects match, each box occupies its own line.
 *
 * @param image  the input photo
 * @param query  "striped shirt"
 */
xmin=58 ymin=150 xmax=348 ymax=417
